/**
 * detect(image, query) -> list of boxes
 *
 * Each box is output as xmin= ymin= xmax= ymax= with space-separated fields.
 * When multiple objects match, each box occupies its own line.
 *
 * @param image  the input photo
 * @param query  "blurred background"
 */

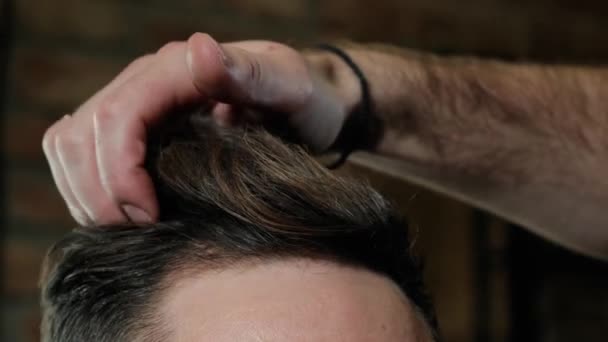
xmin=1 ymin=0 xmax=608 ymax=341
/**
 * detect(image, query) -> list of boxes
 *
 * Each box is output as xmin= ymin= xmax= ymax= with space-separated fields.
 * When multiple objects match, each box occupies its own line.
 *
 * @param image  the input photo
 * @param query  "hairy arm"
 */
xmin=44 ymin=32 xmax=606 ymax=259
xmin=306 ymin=45 xmax=608 ymax=260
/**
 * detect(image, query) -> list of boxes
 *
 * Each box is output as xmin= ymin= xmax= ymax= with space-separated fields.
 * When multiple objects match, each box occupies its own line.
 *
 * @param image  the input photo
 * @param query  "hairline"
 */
xmin=145 ymin=253 xmax=436 ymax=342
xmin=152 ymin=255 xmax=433 ymax=341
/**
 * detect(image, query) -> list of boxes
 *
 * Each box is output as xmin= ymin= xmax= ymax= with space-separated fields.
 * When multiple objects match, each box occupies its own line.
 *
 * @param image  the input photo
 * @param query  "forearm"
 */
xmin=306 ymin=44 xmax=608 ymax=259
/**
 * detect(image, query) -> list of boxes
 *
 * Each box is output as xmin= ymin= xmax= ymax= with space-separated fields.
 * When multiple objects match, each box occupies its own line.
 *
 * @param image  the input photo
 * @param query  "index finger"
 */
xmin=92 ymin=37 xmax=223 ymax=221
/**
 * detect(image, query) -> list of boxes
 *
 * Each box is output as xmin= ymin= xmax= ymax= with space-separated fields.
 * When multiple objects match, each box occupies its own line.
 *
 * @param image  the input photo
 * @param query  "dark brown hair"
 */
xmin=40 ymin=115 xmax=438 ymax=342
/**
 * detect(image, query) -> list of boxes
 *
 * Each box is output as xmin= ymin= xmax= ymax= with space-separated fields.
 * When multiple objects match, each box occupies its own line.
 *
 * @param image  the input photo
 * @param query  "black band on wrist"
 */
xmin=316 ymin=44 xmax=381 ymax=169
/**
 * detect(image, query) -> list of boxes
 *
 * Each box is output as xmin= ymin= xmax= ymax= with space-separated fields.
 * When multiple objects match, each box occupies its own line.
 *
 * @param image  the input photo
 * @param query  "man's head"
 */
xmin=40 ymin=116 xmax=438 ymax=341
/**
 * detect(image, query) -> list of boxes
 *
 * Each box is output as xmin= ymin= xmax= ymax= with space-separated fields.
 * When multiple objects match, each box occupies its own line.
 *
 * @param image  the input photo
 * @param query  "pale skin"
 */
xmin=158 ymin=259 xmax=433 ymax=341
xmin=42 ymin=33 xmax=608 ymax=260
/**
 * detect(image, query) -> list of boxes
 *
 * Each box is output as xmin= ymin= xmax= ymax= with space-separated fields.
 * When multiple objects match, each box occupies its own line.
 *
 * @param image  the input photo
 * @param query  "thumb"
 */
xmin=186 ymin=33 xmax=312 ymax=113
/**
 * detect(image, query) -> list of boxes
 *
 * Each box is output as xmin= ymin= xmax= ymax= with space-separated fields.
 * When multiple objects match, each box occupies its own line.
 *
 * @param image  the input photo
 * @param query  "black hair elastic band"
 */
xmin=316 ymin=44 xmax=380 ymax=169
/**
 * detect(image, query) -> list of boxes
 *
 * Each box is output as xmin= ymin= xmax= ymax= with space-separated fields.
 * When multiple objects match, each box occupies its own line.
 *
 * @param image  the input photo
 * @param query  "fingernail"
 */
xmin=122 ymin=204 xmax=152 ymax=223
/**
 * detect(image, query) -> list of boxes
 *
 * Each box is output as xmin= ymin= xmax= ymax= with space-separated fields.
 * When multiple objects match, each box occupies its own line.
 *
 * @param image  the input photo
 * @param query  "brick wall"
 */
xmin=2 ymin=1 xmax=608 ymax=341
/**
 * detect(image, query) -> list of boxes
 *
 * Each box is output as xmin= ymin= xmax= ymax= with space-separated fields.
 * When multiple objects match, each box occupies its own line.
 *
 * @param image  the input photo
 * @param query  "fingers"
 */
xmin=189 ymin=34 xmax=346 ymax=152
xmin=43 ymin=52 xmax=158 ymax=225
xmin=42 ymin=116 xmax=90 ymax=225
xmin=90 ymin=34 xmax=311 ymax=222
xmin=45 ymin=41 xmax=199 ymax=225
xmin=187 ymin=33 xmax=313 ymax=113
xmin=75 ymin=53 xmax=155 ymax=116
xmin=98 ymin=42 xmax=201 ymax=126
xmin=92 ymin=42 xmax=203 ymax=222
xmin=93 ymin=111 xmax=157 ymax=223
xmin=44 ymin=33 xmax=320 ymax=225
xmin=54 ymin=116 xmax=127 ymax=224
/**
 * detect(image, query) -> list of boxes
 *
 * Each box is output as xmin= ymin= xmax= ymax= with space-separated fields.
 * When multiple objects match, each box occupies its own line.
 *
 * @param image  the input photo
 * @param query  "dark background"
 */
xmin=1 ymin=0 xmax=608 ymax=341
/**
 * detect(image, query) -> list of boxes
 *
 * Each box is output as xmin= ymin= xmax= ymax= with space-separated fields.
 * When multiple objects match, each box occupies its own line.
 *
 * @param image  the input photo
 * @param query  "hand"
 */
xmin=42 ymin=33 xmax=350 ymax=226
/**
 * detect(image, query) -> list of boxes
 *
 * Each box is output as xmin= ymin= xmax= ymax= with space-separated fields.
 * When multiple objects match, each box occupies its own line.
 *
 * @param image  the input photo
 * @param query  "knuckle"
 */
xmin=127 ymin=54 xmax=154 ymax=71
xmin=55 ymin=130 xmax=85 ymax=155
xmin=189 ymin=32 xmax=210 ymax=42
xmin=42 ymin=115 xmax=69 ymax=154
xmin=48 ymin=115 xmax=83 ymax=153
xmin=54 ymin=133 xmax=73 ymax=151
xmin=42 ymin=126 xmax=56 ymax=155
xmin=157 ymin=41 xmax=182 ymax=55
xmin=95 ymin=99 xmax=121 ymax=124
xmin=247 ymin=58 xmax=263 ymax=85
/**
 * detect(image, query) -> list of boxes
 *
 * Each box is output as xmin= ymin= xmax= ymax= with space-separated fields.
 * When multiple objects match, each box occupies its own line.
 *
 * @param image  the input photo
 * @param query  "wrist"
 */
xmin=304 ymin=49 xmax=361 ymax=123
xmin=303 ymin=46 xmax=383 ymax=167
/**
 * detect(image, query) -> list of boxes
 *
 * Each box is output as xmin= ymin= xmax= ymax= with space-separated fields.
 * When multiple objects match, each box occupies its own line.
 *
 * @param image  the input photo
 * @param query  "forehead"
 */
xmin=160 ymin=258 xmax=432 ymax=341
